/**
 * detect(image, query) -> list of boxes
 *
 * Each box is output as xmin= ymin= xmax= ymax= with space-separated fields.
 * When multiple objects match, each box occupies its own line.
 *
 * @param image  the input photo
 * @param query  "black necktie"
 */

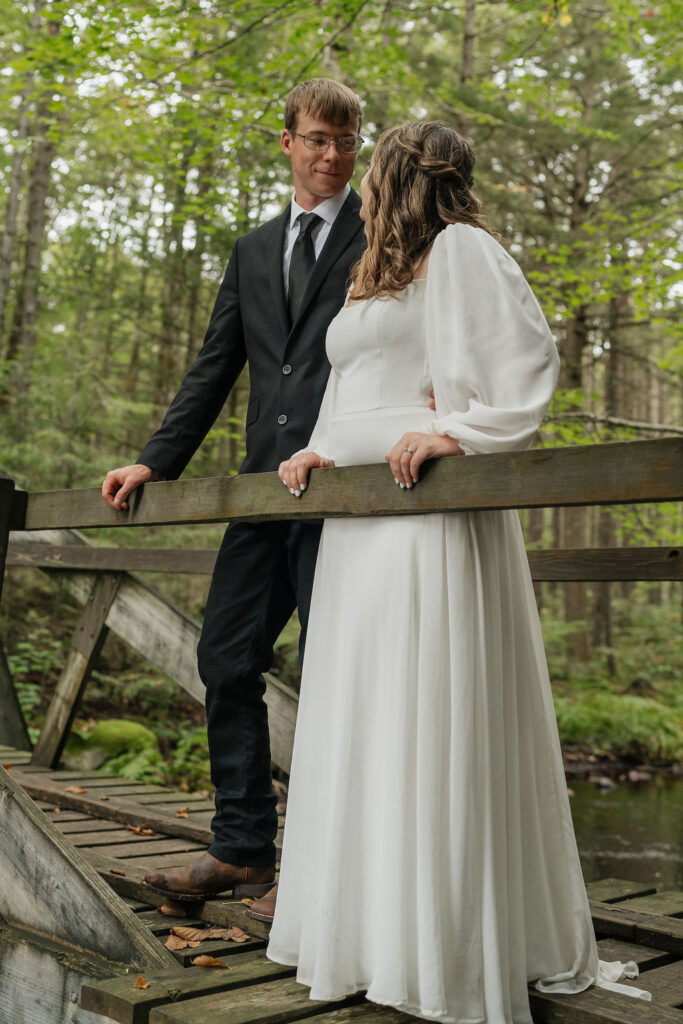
xmin=288 ymin=212 xmax=322 ymax=323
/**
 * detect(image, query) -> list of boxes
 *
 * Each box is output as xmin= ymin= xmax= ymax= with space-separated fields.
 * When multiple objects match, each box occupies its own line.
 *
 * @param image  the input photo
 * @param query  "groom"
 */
xmin=102 ymin=79 xmax=366 ymax=920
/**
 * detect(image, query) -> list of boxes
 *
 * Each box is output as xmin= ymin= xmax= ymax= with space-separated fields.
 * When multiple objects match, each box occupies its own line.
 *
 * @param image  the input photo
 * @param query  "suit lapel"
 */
xmin=266 ymin=205 xmax=291 ymax=337
xmin=288 ymin=190 xmax=363 ymax=336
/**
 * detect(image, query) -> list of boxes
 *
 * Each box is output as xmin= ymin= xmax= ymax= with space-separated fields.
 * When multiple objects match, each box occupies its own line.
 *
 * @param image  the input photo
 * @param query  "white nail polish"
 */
xmin=295 ymin=490 xmax=300 ymax=497
xmin=394 ymin=477 xmax=399 ymax=484
xmin=289 ymin=488 xmax=294 ymax=494
xmin=301 ymin=483 xmax=306 ymax=490
xmin=400 ymin=482 xmax=405 ymax=489
xmin=412 ymin=477 xmax=418 ymax=484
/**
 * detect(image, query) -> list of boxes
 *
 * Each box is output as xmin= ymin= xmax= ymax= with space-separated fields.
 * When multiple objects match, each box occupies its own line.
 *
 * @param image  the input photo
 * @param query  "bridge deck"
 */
xmin=1 ymin=743 xmax=681 ymax=1024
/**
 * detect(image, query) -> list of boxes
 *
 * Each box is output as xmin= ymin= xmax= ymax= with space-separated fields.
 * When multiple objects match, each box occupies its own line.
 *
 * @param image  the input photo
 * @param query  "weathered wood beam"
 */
xmin=9 ymin=438 xmax=683 ymax=532
xmin=0 ymin=764 xmax=176 ymax=972
xmin=527 ymin=547 xmax=681 ymax=581
xmin=0 ymin=477 xmax=32 ymax=751
xmin=6 ymin=541 xmax=682 ymax=581
xmin=0 ymin=638 xmax=31 ymax=750
xmin=0 ymin=475 xmax=14 ymax=596
xmin=9 ymin=529 xmax=299 ymax=773
xmin=31 ymin=573 xmax=123 ymax=768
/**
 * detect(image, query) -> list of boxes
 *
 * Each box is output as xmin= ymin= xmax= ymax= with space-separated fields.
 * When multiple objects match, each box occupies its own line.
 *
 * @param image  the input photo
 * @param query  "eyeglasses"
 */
xmin=292 ymin=131 xmax=364 ymax=154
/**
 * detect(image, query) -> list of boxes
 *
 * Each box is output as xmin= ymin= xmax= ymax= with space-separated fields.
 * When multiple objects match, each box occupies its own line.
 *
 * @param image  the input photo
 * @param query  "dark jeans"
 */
xmin=197 ymin=519 xmax=322 ymax=867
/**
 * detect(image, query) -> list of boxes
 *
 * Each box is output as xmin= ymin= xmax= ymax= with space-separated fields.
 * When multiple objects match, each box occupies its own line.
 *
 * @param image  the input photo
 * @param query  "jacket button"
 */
xmin=277 ymin=414 xmax=288 ymax=425
xmin=282 ymin=364 xmax=292 ymax=375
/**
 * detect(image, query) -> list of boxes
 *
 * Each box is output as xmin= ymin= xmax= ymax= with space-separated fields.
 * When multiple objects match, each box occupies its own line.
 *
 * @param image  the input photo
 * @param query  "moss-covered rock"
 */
xmin=63 ymin=719 xmax=159 ymax=771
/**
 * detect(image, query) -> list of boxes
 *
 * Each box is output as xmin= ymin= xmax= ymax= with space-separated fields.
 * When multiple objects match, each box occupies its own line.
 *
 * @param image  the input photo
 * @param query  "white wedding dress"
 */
xmin=266 ymin=224 xmax=649 ymax=1022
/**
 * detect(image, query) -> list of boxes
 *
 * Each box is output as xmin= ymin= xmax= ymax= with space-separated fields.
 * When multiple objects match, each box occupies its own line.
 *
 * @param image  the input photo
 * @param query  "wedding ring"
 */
xmin=405 ymin=447 xmax=414 ymax=454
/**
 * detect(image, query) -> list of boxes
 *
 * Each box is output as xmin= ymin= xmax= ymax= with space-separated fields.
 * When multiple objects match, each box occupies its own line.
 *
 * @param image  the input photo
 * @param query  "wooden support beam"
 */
xmin=6 ymin=541 xmax=682 ymax=581
xmin=0 ymin=637 xmax=31 ymax=750
xmin=0 ymin=476 xmax=32 ymax=751
xmin=0 ymin=764 xmax=176 ymax=972
xmin=0 ymin=475 xmax=14 ymax=598
xmin=9 ymin=438 xmax=683 ymax=532
xmin=8 ymin=529 xmax=300 ymax=772
xmin=31 ymin=572 xmax=122 ymax=768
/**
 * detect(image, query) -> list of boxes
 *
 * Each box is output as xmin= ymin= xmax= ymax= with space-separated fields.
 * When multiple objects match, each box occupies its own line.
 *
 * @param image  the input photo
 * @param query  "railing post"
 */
xmin=0 ymin=476 xmax=32 ymax=751
xmin=31 ymin=572 xmax=122 ymax=768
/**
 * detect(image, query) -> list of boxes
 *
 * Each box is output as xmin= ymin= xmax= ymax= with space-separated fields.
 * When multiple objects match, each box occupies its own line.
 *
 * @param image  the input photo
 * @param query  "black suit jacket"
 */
xmin=139 ymin=190 xmax=365 ymax=479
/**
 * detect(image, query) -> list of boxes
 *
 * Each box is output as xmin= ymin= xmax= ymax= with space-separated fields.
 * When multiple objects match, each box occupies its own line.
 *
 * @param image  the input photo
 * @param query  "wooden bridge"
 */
xmin=0 ymin=437 xmax=682 ymax=1023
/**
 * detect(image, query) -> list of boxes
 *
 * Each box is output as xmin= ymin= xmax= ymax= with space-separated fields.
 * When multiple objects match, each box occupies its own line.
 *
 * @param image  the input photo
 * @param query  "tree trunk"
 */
xmin=0 ymin=0 xmax=45 ymax=353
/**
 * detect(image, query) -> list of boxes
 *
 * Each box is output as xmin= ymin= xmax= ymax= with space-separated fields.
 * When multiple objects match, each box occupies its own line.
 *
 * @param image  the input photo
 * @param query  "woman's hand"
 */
xmin=386 ymin=432 xmax=464 ymax=488
xmin=278 ymin=452 xmax=335 ymax=497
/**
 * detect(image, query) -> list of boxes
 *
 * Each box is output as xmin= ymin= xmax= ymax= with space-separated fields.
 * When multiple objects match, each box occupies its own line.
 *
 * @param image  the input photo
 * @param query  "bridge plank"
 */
xmin=586 ymin=880 xmax=658 ymax=904
xmin=82 ymin=954 xmax=295 ymax=1024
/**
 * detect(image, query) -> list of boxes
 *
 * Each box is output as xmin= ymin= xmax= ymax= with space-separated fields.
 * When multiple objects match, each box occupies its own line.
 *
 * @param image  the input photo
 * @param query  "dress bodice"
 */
xmin=326 ymin=279 xmax=432 ymax=415
xmin=308 ymin=280 xmax=436 ymax=467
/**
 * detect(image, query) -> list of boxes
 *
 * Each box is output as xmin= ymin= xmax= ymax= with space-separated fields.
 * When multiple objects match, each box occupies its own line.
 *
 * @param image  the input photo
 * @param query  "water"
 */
xmin=569 ymin=775 xmax=683 ymax=890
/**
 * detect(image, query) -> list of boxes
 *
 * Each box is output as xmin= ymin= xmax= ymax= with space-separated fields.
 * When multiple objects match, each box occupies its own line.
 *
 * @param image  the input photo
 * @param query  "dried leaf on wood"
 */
xmin=110 ymin=867 xmax=126 ymax=876
xmin=134 ymin=977 xmax=150 ymax=990
xmin=190 ymin=955 xmax=230 ymax=968
xmin=158 ymin=901 xmax=187 ymax=917
xmin=175 ymin=807 xmax=189 ymax=818
xmin=2 ymin=763 xmax=13 ymax=770
xmin=52 ymin=807 xmax=61 ymax=813
xmin=164 ymin=933 xmax=195 ymax=950
xmin=125 ymin=823 xmax=155 ymax=836
xmin=169 ymin=925 xmax=251 ymax=944
xmin=65 ymin=785 xmax=87 ymax=793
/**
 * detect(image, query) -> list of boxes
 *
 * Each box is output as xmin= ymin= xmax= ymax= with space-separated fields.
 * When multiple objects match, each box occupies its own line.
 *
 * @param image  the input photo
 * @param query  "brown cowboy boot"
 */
xmin=246 ymin=882 xmax=278 ymax=923
xmin=143 ymin=852 xmax=275 ymax=902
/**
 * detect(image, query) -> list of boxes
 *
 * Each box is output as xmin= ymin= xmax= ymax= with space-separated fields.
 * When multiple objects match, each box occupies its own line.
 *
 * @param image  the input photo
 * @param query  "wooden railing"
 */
xmin=1 ymin=436 xmax=681 ymax=775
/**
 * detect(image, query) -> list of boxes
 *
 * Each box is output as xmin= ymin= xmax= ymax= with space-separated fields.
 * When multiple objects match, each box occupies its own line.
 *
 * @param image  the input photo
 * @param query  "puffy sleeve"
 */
xmin=425 ymin=222 xmax=560 ymax=456
xmin=289 ymin=368 xmax=338 ymax=462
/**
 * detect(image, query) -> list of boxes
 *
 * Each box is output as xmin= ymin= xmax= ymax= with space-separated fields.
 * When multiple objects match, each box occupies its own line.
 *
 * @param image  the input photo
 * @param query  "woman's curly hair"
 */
xmin=350 ymin=121 xmax=500 ymax=300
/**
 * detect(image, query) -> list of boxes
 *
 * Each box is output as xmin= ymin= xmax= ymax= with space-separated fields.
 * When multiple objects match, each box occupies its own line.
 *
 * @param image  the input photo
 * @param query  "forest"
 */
xmin=0 ymin=0 xmax=681 ymax=786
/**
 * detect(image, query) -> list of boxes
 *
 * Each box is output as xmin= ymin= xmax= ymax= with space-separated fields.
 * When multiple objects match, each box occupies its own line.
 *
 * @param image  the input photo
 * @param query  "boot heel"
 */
xmin=234 ymin=881 xmax=274 ymax=899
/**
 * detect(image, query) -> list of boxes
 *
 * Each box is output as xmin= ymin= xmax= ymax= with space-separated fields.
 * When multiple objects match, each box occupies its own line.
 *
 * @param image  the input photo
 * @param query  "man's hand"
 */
xmin=278 ymin=452 xmax=335 ymax=497
xmin=102 ymin=464 xmax=161 ymax=510
xmin=386 ymin=431 xmax=464 ymax=489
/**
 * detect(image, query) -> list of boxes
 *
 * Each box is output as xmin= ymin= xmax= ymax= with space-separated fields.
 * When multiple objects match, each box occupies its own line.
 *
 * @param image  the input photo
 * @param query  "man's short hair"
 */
xmin=284 ymin=78 xmax=363 ymax=133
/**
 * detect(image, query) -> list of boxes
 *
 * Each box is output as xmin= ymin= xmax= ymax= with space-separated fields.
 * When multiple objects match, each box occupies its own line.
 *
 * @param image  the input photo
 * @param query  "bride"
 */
xmin=268 ymin=121 xmax=649 ymax=1022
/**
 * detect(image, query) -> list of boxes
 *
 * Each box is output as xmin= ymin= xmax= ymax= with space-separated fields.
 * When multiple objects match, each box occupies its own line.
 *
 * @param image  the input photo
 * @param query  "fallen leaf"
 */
xmin=2 ymin=763 xmax=12 ymax=770
xmin=240 ymin=898 xmax=254 ymax=906
xmin=169 ymin=925 xmax=251 ymax=944
xmin=190 ymin=955 xmax=230 ymax=968
xmin=158 ymin=901 xmax=187 ymax=917
xmin=164 ymin=933 xmax=192 ymax=950
xmin=175 ymin=807 xmax=189 ymax=818
xmin=110 ymin=868 xmax=126 ymax=876
xmin=134 ymin=977 xmax=150 ymax=990
xmin=65 ymin=785 xmax=87 ymax=794
xmin=125 ymin=823 xmax=156 ymax=836
xmin=52 ymin=807 xmax=61 ymax=814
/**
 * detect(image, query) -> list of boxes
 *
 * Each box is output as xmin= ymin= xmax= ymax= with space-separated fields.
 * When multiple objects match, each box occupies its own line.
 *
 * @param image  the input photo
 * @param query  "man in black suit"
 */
xmin=102 ymin=79 xmax=365 ymax=911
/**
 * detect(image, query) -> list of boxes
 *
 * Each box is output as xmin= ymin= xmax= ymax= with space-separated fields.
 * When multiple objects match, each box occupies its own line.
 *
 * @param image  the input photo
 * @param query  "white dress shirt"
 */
xmin=283 ymin=183 xmax=351 ymax=297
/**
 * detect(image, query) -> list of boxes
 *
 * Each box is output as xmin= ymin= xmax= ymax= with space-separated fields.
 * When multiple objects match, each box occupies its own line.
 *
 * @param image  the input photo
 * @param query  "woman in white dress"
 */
xmin=268 ymin=121 xmax=649 ymax=1023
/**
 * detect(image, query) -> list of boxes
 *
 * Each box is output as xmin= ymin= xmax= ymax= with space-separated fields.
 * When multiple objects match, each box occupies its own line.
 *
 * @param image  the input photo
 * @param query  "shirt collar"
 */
xmin=289 ymin=182 xmax=350 ymax=230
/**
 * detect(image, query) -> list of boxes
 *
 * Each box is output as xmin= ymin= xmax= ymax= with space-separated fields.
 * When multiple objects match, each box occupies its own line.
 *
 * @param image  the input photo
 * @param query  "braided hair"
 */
xmin=350 ymin=121 xmax=499 ymax=300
